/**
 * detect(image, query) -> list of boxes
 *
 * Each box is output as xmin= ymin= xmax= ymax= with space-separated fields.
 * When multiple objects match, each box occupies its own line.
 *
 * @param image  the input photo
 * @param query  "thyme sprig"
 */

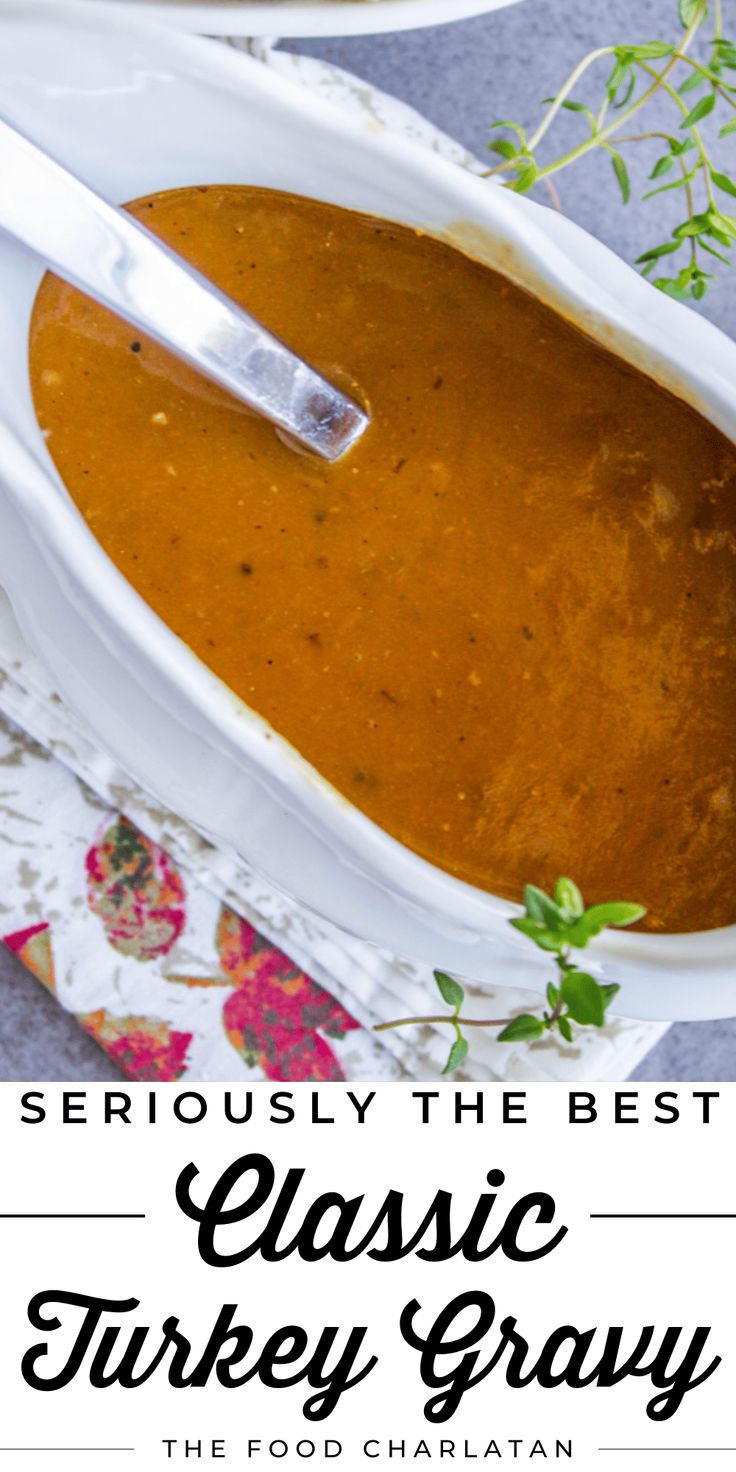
xmin=374 ymin=879 xmax=646 ymax=1075
xmin=484 ymin=0 xmax=736 ymax=301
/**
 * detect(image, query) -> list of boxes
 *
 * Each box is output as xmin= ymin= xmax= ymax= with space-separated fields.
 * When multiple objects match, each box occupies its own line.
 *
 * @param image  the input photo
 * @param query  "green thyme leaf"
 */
xmin=606 ymin=57 xmax=628 ymax=103
xmin=610 ymin=150 xmax=631 ymax=203
xmin=654 ymin=274 xmax=691 ymax=297
xmin=566 ymin=900 xmax=647 ymax=946
xmin=488 ymin=138 xmax=520 ymax=160
xmin=674 ymin=211 xmax=712 ymax=236
xmin=631 ymin=41 xmax=675 ymax=59
xmin=681 ymin=92 xmax=716 ymax=128
xmin=613 ymin=66 xmax=637 ymax=110
xmin=554 ymin=876 xmax=585 ymax=918
xmin=585 ymin=901 xmax=648 ymax=927
xmin=699 ymin=238 xmax=733 ymax=264
xmin=524 ymin=884 xmax=565 ymax=928
xmin=489 ymin=119 xmax=528 ymax=148
xmin=711 ymin=171 xmax=736 ymax=198
xmin=560 ymin=970 xmax=606 ymax=1027
xmin=636 ymin=240 xmax=683 ymax=262
xmin=542 ymin=96 xmax=599 ymax=133
xmin=643 ymin=166 xmax=699 ymax=201
xmin=557 ymin=1016 xmax=574 ymax=1043
xmin=443 ymin=1036 xmax=469 ymax=1074
xmin=434 ymin=970 xmax=465 ymax=1011
xmin=706 ymin=225 xmax=733 ymax=246
xmin=498 ymin=1014 xmax=546 ymax=1043
xmin=599 ymin=983 xmax=622 ymax=1011
xmin=678 ymin=68 xmax=705 ymax=94
xmin=510 ymin=916 xmax=565 ymax=952
xmin=650 ymin=153 xmax=675 ymax=179
xmin=679 ymin=0 xmax=708 ymax=26
xmin=512 ymin=162 xmax=539 ymax=194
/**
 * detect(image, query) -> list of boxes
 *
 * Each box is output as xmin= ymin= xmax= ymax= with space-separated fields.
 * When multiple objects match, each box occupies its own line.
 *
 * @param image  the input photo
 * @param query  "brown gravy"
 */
xmin=29 ymin=186 xmax=736 ymax=932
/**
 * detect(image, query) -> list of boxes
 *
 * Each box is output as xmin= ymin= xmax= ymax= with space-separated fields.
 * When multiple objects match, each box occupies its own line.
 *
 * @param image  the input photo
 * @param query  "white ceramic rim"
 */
xmin=16 ymin=0 xmax=523 ymax=38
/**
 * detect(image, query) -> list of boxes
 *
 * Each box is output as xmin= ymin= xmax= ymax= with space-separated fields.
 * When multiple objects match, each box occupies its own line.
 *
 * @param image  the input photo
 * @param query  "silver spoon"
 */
xmin=1 ymin=116 xmax=368 ymax=461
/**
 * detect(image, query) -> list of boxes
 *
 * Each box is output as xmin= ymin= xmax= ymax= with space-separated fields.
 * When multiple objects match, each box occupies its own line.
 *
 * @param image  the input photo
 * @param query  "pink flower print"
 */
xmin=216 ymin=905 xmax=360 ymax=1081
xmin=80 ymin=1009 xmax=192 ymax=1081
xmin=3 ymin=922 xmax=56 ymax=994
xmin=86 ymin=815 xmax=186 ymax=960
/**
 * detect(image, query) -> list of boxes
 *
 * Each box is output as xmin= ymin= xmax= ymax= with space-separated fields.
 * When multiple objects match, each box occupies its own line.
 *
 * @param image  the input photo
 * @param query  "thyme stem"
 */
xmin=483 ymin=0 xmax=735 ymax=302
xmin=374 ymin=1014 xmax=516 ymax=1033
xmin=536 ymin=44 xmax=695 ymax=181
xmin=373 ymin=880 xmax=643 ymax=1073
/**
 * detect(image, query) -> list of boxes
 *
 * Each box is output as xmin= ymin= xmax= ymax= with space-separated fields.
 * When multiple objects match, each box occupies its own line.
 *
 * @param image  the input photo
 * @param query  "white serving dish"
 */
xmin=20 ymin=0 xmax=523 ymax=38
xmin=1 ymin=2 xmax=736 ymax=1021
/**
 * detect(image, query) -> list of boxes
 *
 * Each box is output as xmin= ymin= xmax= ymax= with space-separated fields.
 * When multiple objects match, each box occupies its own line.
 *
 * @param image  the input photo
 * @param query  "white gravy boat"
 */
xmin=1 ymin=2 xmax=735 ymax=1020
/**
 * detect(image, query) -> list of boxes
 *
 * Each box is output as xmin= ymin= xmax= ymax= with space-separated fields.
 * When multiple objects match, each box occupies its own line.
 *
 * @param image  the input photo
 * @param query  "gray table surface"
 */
xmin=1 ymin=0 xmax=735 ymax=1082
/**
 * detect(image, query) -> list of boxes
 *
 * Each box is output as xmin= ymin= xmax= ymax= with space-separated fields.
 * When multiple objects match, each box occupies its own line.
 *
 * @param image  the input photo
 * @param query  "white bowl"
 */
xmin=2 ymin=1 xmax=736 ymax=1021
xmin=20 ymin=0 xmax=523 ymax=38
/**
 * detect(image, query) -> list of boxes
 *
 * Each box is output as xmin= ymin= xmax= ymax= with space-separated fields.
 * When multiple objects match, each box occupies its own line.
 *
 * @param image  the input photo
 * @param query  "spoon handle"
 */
xmin=1 ymin=116 xmax=367 ymax=461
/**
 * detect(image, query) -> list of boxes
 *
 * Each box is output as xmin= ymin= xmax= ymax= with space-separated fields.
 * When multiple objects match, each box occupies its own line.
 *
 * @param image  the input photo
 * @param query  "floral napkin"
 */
xmin=0 ymin=47 xmax=669 ymax=1085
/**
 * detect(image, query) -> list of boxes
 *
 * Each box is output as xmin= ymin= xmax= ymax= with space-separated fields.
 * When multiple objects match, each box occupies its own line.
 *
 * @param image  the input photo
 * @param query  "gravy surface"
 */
xmin=29 ymin=186 xmax=736 ymax=932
